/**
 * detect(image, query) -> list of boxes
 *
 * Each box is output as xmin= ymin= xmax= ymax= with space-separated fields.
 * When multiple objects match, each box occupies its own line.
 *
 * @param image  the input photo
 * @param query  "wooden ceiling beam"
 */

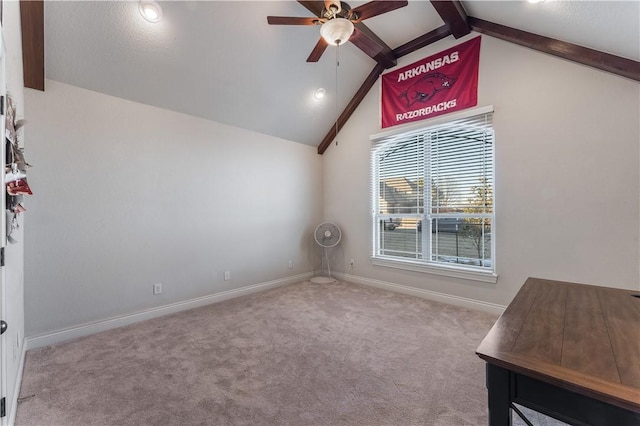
xmin=317 ymin=26 xmax=452 ymax=155
xmin=318 ymin=15 xmax=640 ymax=153
xmin=430 ymin=1 xmax=470 ymax=39
xmin=469 ymin=17 xmax=640 ymax=82
xmin=317 ymin=62 xmax=386 ymax=154
xmin=20 ymin=0 xmax=45 ymax=91
xmin=393 ymin=25 xmax=450 ymax=58
xmin=352 ymin=22 xmax=397 ymax=68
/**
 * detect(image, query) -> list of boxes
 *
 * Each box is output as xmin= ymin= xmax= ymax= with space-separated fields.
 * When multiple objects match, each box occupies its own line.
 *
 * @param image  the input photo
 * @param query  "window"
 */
xmin=370 ymin=107 xmax=495 ymax=282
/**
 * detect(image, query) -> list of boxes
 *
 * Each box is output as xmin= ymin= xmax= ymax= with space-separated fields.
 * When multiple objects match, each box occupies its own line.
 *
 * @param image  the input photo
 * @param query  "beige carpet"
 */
xmin=17 ymin=280 xmax=501 ymax=425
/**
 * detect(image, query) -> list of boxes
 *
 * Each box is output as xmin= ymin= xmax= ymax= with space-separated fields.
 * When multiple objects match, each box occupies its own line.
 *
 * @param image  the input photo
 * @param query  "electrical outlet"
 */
xmin=224 ymin=271 xmax=231 ymax=281
xmin=153 ymin=283 xmax=162 ymax=295
xmin=288 ymin=260 xmax=293 ymax=269
xmin=350 ymin=259 xmax=355 ymax=267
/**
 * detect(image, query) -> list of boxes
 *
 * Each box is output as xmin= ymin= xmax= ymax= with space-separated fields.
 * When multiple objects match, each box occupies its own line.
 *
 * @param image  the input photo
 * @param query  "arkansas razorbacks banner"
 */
xmin=381 ymin=37 xmax=481 ymax=128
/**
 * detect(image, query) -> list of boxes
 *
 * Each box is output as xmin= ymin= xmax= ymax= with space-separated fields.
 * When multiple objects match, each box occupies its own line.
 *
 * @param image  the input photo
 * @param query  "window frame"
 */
xmin=370 ymin=106 xmax=497 ymax=283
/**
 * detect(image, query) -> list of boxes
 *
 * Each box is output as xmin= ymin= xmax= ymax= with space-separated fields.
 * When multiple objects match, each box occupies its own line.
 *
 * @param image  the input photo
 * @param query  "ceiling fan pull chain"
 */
xmin=335 ymin=42 xmax=340 ymax=146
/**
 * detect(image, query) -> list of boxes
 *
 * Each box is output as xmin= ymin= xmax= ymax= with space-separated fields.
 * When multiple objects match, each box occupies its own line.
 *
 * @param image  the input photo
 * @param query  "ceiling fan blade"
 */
xmin=350 ymin=1 xmax=408 ymax=21
xmin=297 ymin=1 xmax=325 ymax=18
xmin=350 ymin=23 xmax=397 ymax=68
xmin=267 ymin=16 xmax=320 ymax=25
xmin=349 ymin=26 xmax=384 ymax=58
xmin=307 ymin=37 xmax=329 ymax=62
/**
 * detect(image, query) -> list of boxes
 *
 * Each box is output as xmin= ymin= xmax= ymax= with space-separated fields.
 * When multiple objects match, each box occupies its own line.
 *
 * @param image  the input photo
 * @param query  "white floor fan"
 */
xmin=311 ymin=222 xmax=342 ymax=284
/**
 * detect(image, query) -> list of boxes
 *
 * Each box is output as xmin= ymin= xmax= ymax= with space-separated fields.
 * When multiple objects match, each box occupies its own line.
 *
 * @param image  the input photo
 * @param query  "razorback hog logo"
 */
xmin=399 ymin=72 xmax=457 ymax=107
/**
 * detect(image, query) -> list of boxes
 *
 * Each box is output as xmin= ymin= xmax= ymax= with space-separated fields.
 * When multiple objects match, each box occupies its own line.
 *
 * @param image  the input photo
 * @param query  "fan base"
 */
xmin=310 ymin=276 xmax=336 ymax=284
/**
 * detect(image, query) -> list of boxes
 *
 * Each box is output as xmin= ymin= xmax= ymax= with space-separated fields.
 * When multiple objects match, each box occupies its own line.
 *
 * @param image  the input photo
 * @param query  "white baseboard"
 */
xmin=26 ymin=272 xmax=313 ymax=350
xmin=8 ymin=340 xmax=26 ymax=426
xmin=334 ymin=272 xmax=505 ymax=315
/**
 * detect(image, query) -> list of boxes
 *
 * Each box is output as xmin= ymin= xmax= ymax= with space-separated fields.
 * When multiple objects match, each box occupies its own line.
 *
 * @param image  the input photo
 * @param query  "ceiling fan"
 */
xmin=267 ymin=0 xmax=408 ymax=63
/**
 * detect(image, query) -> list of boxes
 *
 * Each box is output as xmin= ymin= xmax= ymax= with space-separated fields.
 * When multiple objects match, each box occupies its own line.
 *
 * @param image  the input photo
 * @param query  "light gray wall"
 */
xmin=24 ymin=80 xmax=323 ymax=336
xmin=21 ymin=33 xmax=640 ymax=338
xmin=3 ymin=1 xmax=27 ymax=422
xmin=323 ymin=34 xmax=640 ymax=306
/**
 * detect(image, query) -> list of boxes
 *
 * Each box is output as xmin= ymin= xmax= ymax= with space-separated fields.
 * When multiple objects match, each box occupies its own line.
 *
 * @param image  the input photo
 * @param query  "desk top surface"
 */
xmin=476 ymin=277 xmax=640 ymax=412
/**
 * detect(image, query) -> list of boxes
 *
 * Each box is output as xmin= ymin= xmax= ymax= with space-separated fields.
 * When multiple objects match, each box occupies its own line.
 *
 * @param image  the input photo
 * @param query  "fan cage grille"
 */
xmin=314 ymin=222 xmax=342 ymax=248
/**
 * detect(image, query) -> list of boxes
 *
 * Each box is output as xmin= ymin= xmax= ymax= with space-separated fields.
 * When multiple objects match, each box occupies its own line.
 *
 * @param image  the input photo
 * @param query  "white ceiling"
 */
xmin=44 ymin=1 xmax=640 ymax=147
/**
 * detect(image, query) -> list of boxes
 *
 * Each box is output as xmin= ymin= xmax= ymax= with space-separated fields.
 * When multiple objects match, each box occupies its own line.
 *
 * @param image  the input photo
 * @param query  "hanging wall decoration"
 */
xmin=4 ymin=95 xmax=32 ymax=243
xmin=381 ymin=36 xmax=481 ymax=129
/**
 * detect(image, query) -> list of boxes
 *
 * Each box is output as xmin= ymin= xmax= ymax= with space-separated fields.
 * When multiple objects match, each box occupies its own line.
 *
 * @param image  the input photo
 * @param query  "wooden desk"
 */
xmin=476 ymin=277 xmax=640 ymax=426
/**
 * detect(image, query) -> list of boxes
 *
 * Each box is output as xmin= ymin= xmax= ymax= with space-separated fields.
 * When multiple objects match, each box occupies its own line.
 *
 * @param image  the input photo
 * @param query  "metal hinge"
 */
xmin=0 ymin=247 xmax=4 ymax=267
xmin=1 ymin=396 xmax=6 ymax=417
xmin=0 ymin=95 xmax=4 ymax=115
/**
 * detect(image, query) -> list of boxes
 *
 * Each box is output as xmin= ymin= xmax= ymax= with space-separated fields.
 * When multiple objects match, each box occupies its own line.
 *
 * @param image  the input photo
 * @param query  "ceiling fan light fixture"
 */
xmin=320 ymin=18 xmax=354 ymax=46
xmin=139 ymin=0 xmax=163 ymax=23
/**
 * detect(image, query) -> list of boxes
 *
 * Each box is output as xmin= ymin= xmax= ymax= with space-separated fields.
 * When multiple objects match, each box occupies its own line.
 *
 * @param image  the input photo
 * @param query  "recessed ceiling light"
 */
xmin=314 ymin=88 xmax=326 ymax=99
xmin=527 ymin=0 xmax=544 ymax=3
xmin=139 ymin=0 xmax=163 ymax=23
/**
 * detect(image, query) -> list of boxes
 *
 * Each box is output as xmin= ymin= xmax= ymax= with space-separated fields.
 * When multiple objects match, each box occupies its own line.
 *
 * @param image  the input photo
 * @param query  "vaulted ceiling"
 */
xmin=21 ymin=1 xmax=640 ymax=154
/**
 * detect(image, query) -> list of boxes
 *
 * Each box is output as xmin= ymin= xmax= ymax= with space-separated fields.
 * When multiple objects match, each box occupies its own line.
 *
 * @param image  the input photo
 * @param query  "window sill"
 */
xmin=371 ymin=257 xmax=498 ymax=284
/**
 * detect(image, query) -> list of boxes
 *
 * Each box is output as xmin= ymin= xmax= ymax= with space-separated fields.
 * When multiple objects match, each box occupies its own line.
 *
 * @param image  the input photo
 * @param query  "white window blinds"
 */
xmin=371 ymin=108 xmax=495 ymax=274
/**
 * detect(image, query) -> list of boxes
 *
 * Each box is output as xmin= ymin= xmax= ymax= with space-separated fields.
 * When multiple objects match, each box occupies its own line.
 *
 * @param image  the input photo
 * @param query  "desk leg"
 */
xmin=486 ymin=363 xmax=512 ymax=426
